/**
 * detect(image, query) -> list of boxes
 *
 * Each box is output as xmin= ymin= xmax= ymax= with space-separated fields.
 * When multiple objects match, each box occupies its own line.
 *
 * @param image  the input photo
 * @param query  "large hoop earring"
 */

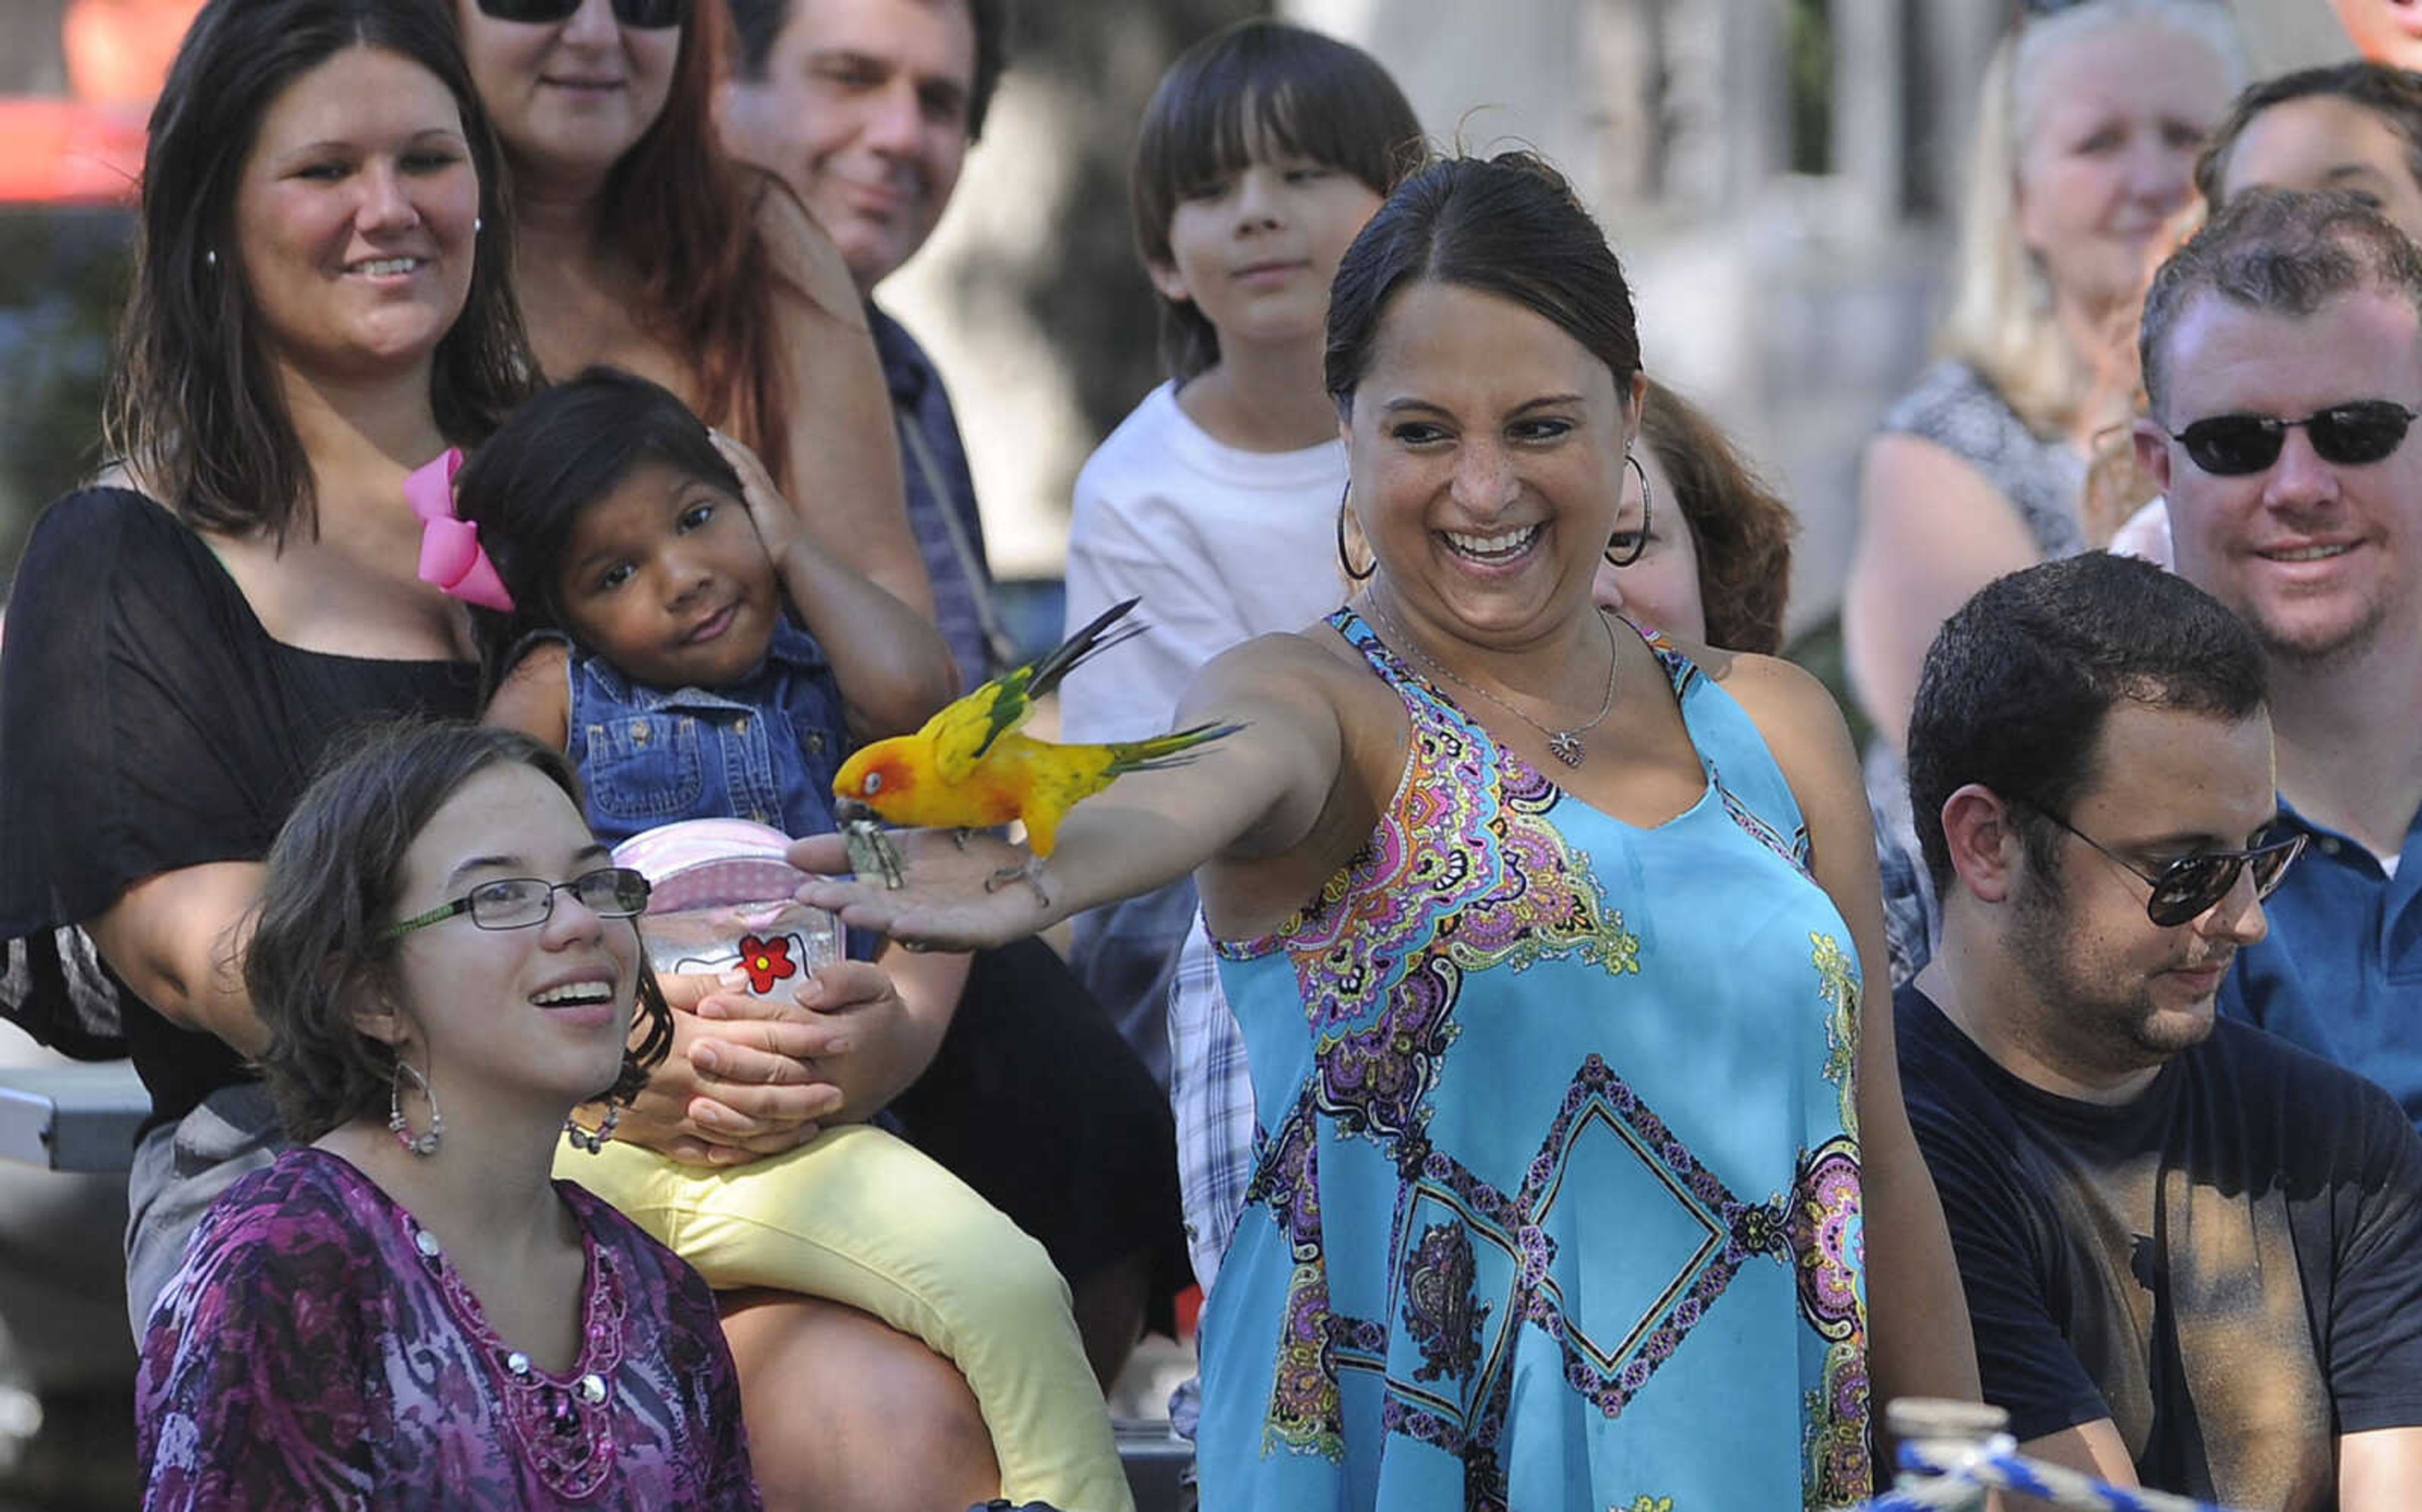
xmin=1336 ymin=482 xmax=1375 ymax=583
xmin=389 ymin=1055 xmax=443 ymax=1158
xmin=1607 ymin=453 xmax=1653 ymax=568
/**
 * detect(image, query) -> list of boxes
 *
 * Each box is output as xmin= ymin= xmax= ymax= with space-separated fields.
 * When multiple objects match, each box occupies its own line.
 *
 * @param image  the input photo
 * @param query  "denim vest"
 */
xmin=561 ymin=614 xmax=848 ymax=849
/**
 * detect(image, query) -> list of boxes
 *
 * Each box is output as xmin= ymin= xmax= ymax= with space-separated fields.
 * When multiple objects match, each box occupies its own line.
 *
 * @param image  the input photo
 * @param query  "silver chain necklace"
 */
xmin=1362 ymin=595 xmax=1620 ymax=767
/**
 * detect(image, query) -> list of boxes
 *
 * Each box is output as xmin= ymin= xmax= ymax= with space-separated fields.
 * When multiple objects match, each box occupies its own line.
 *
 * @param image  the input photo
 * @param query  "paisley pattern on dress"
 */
xmin=1402 ymin=1223 xmax=1489 ymax=1383
xmin=1199 ymin=611 xmax=1870 ymax=1511
xmin=1812 ymin=932 xmax=1863 ymax=1136
xmin=1793 ymin=1136 xmax=1872 ymax=1506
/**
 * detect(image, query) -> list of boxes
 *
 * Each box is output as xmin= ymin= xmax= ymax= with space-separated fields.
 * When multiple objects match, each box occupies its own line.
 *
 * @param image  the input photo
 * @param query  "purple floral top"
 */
xmin=137 ymin=1148 xmax=760 ymax=1510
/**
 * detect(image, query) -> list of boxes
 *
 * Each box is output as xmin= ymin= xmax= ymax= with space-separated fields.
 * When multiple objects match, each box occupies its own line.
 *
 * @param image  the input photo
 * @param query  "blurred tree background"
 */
xmin=991 ymin=0 xmax=1265 ymax=446
xmin=0 ymin=209 xmax=127 ymax=584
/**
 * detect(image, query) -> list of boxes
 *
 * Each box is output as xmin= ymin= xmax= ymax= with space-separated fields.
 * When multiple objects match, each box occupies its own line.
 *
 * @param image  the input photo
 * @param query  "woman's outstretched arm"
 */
xmin=794 ymin=634 xmax=1352 ymax=949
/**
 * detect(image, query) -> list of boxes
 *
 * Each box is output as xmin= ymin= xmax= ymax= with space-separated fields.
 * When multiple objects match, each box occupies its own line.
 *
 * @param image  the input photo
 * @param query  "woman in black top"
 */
xmin=0 ymin=0 xmax=526 ymax=1329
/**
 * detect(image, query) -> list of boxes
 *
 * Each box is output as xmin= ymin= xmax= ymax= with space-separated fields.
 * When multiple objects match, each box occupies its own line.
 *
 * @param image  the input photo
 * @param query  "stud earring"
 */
xmin=203 ymin=249 xmax=218 ymax=270
xmin=389 ymin=1055 xmax=443 ymax=1158
xmin=473 ymin=216 xmax=483 ymax=235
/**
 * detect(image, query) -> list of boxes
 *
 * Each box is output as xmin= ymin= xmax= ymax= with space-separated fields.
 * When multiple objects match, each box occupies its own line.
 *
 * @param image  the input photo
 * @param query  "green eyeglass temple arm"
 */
xmin=381 ymin=897 xmax=476 ymax=941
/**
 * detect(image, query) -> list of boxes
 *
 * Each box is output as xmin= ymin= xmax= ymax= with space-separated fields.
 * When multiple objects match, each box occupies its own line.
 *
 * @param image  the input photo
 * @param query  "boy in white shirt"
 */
xmin=1059 ymin=20 xmax=1423 ymax=1073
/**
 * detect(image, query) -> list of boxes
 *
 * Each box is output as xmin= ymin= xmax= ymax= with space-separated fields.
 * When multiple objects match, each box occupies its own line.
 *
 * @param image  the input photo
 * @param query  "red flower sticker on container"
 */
xmin=737 ymin=933 xmax=799 ymax=994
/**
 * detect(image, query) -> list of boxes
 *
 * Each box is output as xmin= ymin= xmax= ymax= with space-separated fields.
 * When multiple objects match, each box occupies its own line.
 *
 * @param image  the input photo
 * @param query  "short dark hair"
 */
xmin=246 ymin=721 xmax=675 ymax=1146
xmin=1641 ymin=381 xmax=1798 ymax=656
xmin=1133 ymin=20 xmax=1423 ymax=385
xmin=454 ymin=366 xmax=749 ymax=697
xmin=723 ymin=0 xmax=1010 ymax=139
xmin=1326 ymin=152 xmax=1642 ymax=414
xmin=104 ymin=0 xmax=534 ymax=542
xmin=1905 ymin=553 xmax=2267 ymax=893
xmin=2139 ymin=186 xmax=2422 ymax=416
xmin=2196 ymin=61 xmax=2422 ymax=214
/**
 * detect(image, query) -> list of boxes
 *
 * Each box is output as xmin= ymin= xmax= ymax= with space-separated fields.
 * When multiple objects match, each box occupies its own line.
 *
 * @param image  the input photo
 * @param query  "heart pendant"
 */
xmin=1548 ymin=731 xmax=1586 ymax=767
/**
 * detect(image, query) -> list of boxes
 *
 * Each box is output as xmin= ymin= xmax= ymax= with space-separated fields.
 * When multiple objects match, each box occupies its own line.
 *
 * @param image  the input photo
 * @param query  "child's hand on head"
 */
xmin=710 ymin=429 xmax=807 ymax=566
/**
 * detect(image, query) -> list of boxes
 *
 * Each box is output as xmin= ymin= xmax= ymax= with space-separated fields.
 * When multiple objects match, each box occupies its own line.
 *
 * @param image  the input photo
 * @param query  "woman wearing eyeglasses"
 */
xmin=137 ymin=721 xmax=763 ymax=1509
xmin=1842 ymin=0 xmax=2244 ymax=985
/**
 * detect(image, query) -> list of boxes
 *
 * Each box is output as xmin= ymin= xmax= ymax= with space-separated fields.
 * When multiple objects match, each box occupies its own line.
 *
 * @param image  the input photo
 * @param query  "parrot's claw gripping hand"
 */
xmin=982 ymin=860 xmax=1053 ymax=912
xmin=842 ymin=818 xmax=906 ymax=891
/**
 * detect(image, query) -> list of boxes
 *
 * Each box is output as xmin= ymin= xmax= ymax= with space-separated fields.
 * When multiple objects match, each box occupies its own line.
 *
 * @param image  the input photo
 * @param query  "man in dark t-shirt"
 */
xmin=1897 ymin=554 xmax=2422 ymax=1510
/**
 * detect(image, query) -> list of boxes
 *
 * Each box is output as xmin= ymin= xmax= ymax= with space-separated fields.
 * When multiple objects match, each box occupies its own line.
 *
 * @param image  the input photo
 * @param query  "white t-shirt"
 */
xmin=1059 ymin=381 xmax=1349 ymax=743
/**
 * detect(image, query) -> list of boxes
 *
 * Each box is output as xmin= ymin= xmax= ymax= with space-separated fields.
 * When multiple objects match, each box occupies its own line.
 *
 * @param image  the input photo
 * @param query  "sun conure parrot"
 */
xmin=831 ymin=597 xmax=1244 ymax=867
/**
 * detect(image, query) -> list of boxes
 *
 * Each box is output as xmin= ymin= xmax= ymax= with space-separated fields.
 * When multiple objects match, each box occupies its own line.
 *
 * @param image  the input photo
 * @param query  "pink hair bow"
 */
xmin=405 ymin=448 xmax=515 ymax=613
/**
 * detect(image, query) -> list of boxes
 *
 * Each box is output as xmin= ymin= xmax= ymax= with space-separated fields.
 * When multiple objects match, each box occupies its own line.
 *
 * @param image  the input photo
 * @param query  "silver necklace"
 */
xmin=1363 ymin=595 xmax=1619 ymax=768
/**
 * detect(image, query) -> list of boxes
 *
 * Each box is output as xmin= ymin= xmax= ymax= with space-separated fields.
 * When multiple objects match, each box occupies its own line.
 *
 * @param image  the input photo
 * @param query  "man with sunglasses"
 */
xmin=1897 ymin=553 xmax=2422 ymax=1511
xmin=2134 ymin=187 xmax=2422 ymax=1141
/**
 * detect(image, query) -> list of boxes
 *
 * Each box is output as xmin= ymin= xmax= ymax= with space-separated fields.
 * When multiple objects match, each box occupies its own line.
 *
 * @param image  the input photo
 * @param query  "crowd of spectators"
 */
xmin=1 ymin=0 xmax=2419 ymax=1507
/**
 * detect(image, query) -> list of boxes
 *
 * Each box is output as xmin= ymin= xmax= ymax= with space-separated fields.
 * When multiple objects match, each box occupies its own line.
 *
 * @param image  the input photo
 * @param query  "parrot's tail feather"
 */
xmin=1024 ymin=596 xmax=1144 ymax=702
xmin=1104 ymin=720 xmax=1248 ymax=774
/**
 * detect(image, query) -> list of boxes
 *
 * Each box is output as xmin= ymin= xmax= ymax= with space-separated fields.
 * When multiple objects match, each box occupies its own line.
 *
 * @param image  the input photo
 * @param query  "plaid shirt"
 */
xmin=1167 ymin=915 xmax=1255 ymax=1296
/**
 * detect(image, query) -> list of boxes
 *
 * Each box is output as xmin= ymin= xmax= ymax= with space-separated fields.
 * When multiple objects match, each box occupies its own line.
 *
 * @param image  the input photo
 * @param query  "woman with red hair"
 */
xmin=452 ymin=0 xmax=932 ymax=620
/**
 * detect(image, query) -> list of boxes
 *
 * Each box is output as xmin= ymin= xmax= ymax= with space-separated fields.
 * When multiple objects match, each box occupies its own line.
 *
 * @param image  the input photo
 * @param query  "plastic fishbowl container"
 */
xmin=610 ymin=818 xmax=843 ymax=996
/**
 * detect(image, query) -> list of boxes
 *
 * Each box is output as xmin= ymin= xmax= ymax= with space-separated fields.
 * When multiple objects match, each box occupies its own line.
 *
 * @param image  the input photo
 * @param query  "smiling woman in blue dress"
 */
xmin=797 ymin=151 xmax=1983 ymax=1508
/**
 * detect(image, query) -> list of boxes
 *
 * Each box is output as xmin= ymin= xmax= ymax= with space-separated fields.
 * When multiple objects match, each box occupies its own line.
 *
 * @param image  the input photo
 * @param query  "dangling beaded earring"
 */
xmin=563 ymin=1104 xmax=620 ymax=1155
xmin=1607 ymin=453 xmax=1654 ymax=568
xmin=1335 ymin=480 xmax=1375 ymax=583
xmin=389 ymin=1055 xmax=443 ymax=1157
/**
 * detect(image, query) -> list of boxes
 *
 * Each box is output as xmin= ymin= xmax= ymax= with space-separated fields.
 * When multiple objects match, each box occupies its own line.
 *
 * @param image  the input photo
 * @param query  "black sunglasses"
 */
xmin=2166 ymin=400 xmax=2417 ymax=477
xmin=2019 ymin=801 xmax=2304 ymax=928
xmin=472 ymin=0 xmax=687 ymax=28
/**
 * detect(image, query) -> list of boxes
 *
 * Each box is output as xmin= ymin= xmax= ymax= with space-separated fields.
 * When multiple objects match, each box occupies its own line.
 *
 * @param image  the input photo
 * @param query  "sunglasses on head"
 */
xmin=2166 ymin=400 xmax=2417 ymax=477
xmin=472 ymin=0 xmax=686 ymax=28
xmin=2018 ymin=800 xmax=2305 ymax=928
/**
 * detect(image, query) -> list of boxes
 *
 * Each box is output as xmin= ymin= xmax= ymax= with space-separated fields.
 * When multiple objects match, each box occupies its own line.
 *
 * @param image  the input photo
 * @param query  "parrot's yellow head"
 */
xmin=833 ymin=741 xmax=916 ymax=821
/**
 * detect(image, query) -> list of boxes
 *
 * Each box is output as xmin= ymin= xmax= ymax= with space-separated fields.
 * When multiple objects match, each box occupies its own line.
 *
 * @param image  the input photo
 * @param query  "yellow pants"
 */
xmin=557 ymin=1124 xmax=1134 ymax=1512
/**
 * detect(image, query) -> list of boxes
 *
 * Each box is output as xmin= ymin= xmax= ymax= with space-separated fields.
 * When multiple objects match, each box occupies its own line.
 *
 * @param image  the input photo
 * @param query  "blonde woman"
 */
xmin=1842 ymin=0 xmax=2242 ymax=980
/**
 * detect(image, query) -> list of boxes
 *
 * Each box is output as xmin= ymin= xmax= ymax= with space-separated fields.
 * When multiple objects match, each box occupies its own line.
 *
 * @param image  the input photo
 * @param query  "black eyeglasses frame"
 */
xmin=382 ymin=866 xmax=653 ymax=940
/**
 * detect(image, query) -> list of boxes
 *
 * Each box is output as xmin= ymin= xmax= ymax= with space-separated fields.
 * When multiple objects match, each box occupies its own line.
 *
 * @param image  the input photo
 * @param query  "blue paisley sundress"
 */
xmin=1198 ymin=608 xmax=1869 ymax=1511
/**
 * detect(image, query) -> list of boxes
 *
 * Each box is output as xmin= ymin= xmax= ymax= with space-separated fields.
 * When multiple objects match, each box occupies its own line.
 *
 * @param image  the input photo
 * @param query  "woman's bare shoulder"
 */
xmin=1195 ymin=618 xmax=1378 ymax=702
xmin=1704 ymin=648 xmax=1843 ymax=738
